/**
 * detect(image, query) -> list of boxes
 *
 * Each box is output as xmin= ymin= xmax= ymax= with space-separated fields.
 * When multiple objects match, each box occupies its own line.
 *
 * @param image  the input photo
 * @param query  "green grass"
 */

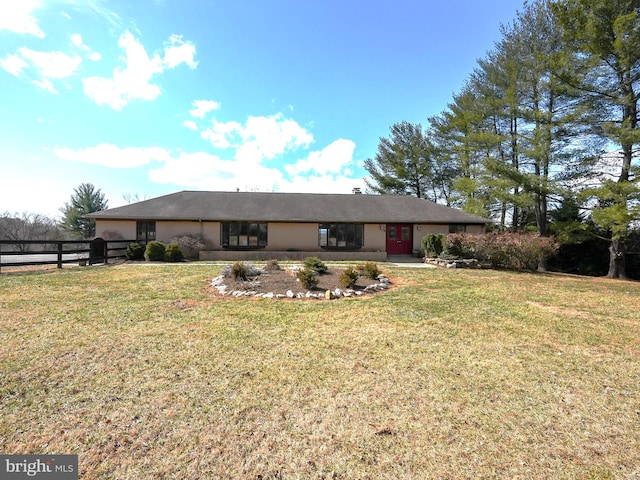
xmin=1 ymin=264 xmax=639 ymax=479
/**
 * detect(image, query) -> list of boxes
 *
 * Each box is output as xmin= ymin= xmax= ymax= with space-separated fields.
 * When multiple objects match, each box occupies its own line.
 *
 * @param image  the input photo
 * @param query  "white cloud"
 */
xmin=189 ymin=99 xmax=220 ymax=119
xmin=33 ymin=78 xmax=57 ymax=94
xmin=162 ymin=34 xmax=197 ymax=69
xmin=54 ymin=139 xmax=365 ymax=195
xmin=149 ymin=152 xmax=240 ymax=187
xmin=0 ymin=54 xmax=28 ymax=76
xmin=201 ymin=120 xmax=244 ymax=148
xmin=237 ymin=114 xmax=314 ymax=163
xmin=54 ymin=144 xmax=170 ymax=168
xmin=201 ymin=113 xmax=313 ymax=165
xmin=70 ymin=33 xmax=102 ymax=61
xmin=286 ymin=139 xmax=356 ymax=176
xmin=83 ymin=31 xmax=197 ymax=110
xmin=183 ymin=120 xmax=198 ymax=130
xmin=1 ymin=47 xmax=82 ymax=94
xmin=18 ymin=47 xmax=82 ymax=79
xmin=0 ymin=0 xmax=44 ymax=37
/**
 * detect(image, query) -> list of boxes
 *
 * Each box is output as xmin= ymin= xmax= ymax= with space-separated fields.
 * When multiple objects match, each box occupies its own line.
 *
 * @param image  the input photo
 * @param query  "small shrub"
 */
xmin=126 ymin=242 xmax=145 ymax=261
xmin=304 ymin=256 xmax=328 ymax=274
xmin=144 ymin=241 xmax=166 ymax=261
xmin=265 ymin=259 xmax=281 ymax=271
xmin=296 ymin=267 xmax=319 ymax=289
xmin=170 ymin=234 xmax=211 ymax=260
xmin=231 ymin=261 xmax=248 ymax=281
xmin=362 ymin=262 xmax=380 ymax=280
xmin=164 ymin=242 xmax=184 ymax=262
xmin=339 ymin=266 xmax=359 ymax=289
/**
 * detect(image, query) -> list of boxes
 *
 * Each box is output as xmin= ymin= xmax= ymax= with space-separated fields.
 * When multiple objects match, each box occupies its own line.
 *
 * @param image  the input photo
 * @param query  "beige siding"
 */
xmin=365 ymin=224 xmax=386 ymax=251
xmin=95 ymin=220 xmax=136 ymax=239
xmin=266 ymin=223 xmax=319 ymax=251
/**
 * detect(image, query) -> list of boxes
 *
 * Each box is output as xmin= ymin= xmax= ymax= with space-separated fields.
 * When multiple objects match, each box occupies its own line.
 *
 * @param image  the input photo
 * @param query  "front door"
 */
xmin=386 ymin=224 xmax=413 ymax=255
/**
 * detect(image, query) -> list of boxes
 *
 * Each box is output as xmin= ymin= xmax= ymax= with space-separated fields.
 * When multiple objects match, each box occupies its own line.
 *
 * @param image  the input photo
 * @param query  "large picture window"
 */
xmin=136 ymin=221 xmax=156 ymax=244
xmin=318 ymin=223 xmax=364 ymax=249
xmin=221 ymin=222 xmax=268 ymax=248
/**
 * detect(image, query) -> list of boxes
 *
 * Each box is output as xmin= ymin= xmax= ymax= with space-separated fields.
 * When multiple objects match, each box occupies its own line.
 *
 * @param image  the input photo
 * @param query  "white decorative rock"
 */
xmin=286 ymin=290 xmax=294 ymax=298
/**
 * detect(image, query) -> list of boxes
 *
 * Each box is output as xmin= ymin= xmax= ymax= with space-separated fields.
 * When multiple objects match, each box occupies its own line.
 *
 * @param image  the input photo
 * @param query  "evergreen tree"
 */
xmin=60 ymin=183 xmax=108 ymax=239
xmin=364 ymin=121 xmax=441 ymax=201
xmin=552 ymin=0 xmax=640 ymax=278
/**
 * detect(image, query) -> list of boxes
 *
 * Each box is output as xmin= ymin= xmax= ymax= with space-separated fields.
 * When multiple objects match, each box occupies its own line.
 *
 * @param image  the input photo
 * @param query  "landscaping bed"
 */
xmin=210 ymin=262 xmax=392 ymax=299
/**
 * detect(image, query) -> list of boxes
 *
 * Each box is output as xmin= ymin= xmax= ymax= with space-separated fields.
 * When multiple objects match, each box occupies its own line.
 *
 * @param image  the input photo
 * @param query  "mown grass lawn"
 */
xmin=1 ymin=263 xmax=639 ymax=479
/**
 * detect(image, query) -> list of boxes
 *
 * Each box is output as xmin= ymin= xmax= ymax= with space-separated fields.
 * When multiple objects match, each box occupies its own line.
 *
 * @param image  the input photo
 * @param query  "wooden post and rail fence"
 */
xmin=0 ymin=238 xmax=136 ymax=273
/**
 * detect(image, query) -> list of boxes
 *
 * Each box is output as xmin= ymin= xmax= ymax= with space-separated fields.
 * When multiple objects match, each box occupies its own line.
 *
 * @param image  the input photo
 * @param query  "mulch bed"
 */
xmin=219 ymin=267 xmax=387 ymax=297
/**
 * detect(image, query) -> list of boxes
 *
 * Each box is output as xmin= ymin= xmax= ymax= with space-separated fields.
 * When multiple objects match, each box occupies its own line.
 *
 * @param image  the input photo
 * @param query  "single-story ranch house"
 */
xmin=87 ymin=190 xmax=488 ymax=261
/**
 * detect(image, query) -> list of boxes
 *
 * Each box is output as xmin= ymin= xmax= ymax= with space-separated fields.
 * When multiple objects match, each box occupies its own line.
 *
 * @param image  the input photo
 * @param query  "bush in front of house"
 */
xmin=170 ymin=233 xmax=211 ymax=260
xmin=361 ymin=262 xmax=380 ymax=280
xmin=339 ymin=266 xmax=360 ymax=289
xmin=231 ymin=261 xmax=248 ymax=281
xmin=304 ymin=256 xmax=328 ymax=274
xmin=145 ymin=241 xmax=166 ymax=262
xmin=164 ymin=242 xmax=184 ymax=262
xmin=265 ymin=259 xmax=281 ymax=271
xmin=446 ymin=232 xmax=559 ymax=271
xmin=296 ymin=267 xmax=318 ymax=289
xmin=421 ymin=233 xmax=447 ymax=258
xmin=126 ymin=242 xmax=145 ymax=261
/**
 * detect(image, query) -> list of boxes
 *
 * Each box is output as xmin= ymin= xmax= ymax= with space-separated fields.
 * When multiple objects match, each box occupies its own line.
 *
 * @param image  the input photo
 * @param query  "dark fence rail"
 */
xmin=0 ymin=239 xmax=137 ymax=273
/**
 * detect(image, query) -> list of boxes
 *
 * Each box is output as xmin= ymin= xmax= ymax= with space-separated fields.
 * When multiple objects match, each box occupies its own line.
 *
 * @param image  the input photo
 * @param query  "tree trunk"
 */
xmin=607 ymin=238 xmax=627 ymax=279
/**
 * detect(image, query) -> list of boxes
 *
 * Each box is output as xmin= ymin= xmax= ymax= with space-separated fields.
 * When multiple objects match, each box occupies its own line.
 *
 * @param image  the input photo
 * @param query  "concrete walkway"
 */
xmin=386 ymin=255 xmax=436 ymax=268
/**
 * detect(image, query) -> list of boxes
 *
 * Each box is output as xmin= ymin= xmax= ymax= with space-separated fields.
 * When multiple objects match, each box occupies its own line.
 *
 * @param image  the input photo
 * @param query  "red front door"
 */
xmin=386 ymin=224 xmax=413 ymax=255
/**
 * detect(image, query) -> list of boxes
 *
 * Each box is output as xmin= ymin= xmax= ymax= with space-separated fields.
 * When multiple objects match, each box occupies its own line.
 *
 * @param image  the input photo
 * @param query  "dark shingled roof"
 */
xmin=87 ymin=190 xmax=488 ymax=224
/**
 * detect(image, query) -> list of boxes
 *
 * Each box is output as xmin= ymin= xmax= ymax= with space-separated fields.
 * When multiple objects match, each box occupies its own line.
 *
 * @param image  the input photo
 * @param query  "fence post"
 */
xmin=57 ymin=242 xmax=63 ymax=269
xmin=104 ymin=240 xmax=109 ymax=265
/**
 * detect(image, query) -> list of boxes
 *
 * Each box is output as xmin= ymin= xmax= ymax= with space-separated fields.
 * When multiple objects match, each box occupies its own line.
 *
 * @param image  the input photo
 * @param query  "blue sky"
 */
xmin=0 ymin=0 xmax=523 ymax=219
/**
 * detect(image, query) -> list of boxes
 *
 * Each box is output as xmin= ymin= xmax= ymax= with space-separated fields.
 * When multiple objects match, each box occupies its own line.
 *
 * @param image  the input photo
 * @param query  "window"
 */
xmin=449 ymin=224 xmax=467 ymax=233
xmin=221 ymin=222 xmax=267 ymax=248
xmin=136 ymin=221 xmax=156 ymax=243
xmin=318 ymin=223 xmax=363 ymax=249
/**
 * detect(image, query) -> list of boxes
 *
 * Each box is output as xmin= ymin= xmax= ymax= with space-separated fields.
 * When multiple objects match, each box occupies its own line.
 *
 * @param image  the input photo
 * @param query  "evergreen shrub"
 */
xmin=304 ymin=256 xmax=328 ymax=274
xmin=164 ymin=242 xmax=184 ymax=262
xmin=296 ymin=267 xmax=318 ymax=289
xmin=339 ymin=266 xmax=359 ymax=289
xmin=126 ymin=242 xmax=145 ymax=261
xmin=231 ymin=261 xmax=248 ymax=281
xmin=362 ymin=262 xmax=380 ymax=279
xmin=144 ymin=241 xmax=166 ymax=262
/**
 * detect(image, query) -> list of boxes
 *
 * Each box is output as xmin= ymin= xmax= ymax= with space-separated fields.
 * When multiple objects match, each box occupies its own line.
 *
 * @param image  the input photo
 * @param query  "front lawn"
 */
xmin=1 ymin=264 xmax=638 ymax=479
